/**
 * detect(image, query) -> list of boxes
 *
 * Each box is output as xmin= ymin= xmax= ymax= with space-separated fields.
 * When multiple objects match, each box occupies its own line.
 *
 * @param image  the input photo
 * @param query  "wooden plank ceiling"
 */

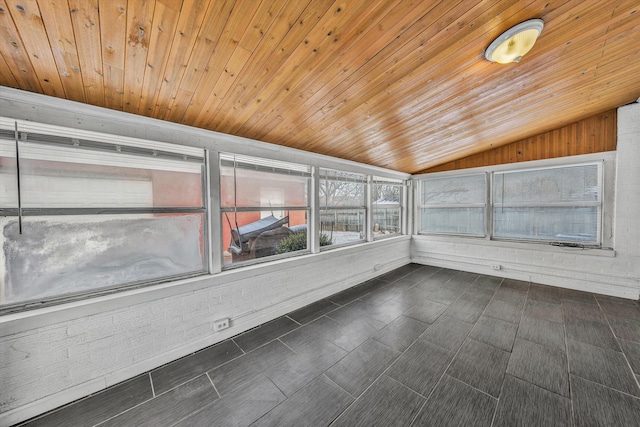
xmin=0 ymin=0 xmax=638 ymax=174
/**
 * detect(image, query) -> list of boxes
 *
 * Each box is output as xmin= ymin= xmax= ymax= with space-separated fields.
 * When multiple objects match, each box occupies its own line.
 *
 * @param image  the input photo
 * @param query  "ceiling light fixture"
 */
xmin=485 ymin=19 xmax=544 ymax=64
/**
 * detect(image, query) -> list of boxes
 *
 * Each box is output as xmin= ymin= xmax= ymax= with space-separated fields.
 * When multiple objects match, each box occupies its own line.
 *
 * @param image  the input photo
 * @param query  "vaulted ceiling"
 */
xmin=0 ymin=0 xmax=638 ymax=173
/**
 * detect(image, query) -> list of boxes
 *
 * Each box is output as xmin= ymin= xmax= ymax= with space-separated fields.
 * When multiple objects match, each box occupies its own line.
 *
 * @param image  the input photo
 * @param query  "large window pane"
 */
xmin=320 ymin=208 xmax=365 ymax=245
xmin=372 ymin=180 xmax=402 ymax=238
xmin=320 ymin=168 xmax=366 ymax=247
xmin=493 ymin=163 xmax=601 ymax=243
xmin=221 ymin=210 xmax=308 ymax=265
xmin=420 ymin=207 xmax=485 ymax=235
xmin=419 ymin=174 xmax=486 ymax=236
xmin=2 ymin=214 xmax=205 ymax=305
xmin=493 ymin=207 xmax=598 ymax=242
xmin=18 ymin=143 xmax=203 ymax=208
xmin=220 ymin=153 xmax=310 ymax=266
xmin=1 ymin=127 xmax=207 ymax=310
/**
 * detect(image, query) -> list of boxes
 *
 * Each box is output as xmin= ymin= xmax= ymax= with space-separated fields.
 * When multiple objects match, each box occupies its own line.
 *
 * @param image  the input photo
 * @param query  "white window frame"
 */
xmin=0 ymin=118 xmax=209 ymax=313
xmin=319 ymin=168 xmax=367 ymax=249
xmin=413 ymin=152 xmax=615 ymax=250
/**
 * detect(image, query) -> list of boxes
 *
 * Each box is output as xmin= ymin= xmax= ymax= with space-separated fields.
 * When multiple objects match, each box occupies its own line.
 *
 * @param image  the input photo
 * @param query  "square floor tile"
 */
xmin=492 ymin=375 xmax=570 ymax=427
xmin=331 ymin=375 xmax=424 ymax=427
xmin=571 ymin=375 xmax=640 ymax=427
xmin=386 ymin=338 xmax=454 ymax=396
xmin=421 ymin=315 xmax=473 ymax=351
xmin=447 ymin=339 xmax=510 ymax=397
xmin=469 ymin=316 xmax=518 ymax=352
xmin=252 ymin=376 xmax=353 ymax=427
xmin=325 ymin=338 xmax=400 ymax=397
xmin=506 ymin=338 xmax=569 ymax=396
xmin=567 ymin=339 xmax=639 ymax=397
xmin=412 ymin=375 xmax=497 ymax=427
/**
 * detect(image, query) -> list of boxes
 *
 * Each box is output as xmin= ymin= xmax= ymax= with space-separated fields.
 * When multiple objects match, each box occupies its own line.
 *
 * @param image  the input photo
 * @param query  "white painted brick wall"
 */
xmin=413 ymin=102 xmax=640 ymax=300
xmin=0 ymin=239 xmax=410 ymax=424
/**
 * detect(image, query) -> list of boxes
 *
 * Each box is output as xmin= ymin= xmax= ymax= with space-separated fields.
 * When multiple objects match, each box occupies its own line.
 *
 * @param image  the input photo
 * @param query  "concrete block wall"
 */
xmin=413 ymin=102 xmax=640 ymax=299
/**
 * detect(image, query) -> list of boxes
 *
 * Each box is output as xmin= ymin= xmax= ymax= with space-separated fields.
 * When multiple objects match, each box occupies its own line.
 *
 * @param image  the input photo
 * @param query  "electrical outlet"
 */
xmin=491 ymin=264 xmax=502 ymax=271
xmin=374 ymin=264 xmax=383 ymax=271
xmin=213 ymin=318 xmax=230 ymax=332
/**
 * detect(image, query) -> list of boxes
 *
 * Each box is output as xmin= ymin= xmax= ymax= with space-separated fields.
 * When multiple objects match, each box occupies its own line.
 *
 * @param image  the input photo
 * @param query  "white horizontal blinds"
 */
xmin=493 ymin=163 xmax=602 ymax=244
xmin=219 ymin=153 xmax=311 ymax=176
xmin=420 ymin=173 xmax=487 ymax=236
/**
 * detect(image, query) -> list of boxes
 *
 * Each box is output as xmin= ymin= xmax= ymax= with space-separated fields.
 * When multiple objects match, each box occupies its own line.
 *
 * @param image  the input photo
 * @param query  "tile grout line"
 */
xmin=206 ymin=372 xmax=220 ymax=399
xmin=149 ymin=372 xmax=156 ymax=398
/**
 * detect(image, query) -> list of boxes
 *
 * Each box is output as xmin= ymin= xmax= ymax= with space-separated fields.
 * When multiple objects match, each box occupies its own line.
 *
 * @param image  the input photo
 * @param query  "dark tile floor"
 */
xmin=18 ymin=264 xmax=640 ymax=426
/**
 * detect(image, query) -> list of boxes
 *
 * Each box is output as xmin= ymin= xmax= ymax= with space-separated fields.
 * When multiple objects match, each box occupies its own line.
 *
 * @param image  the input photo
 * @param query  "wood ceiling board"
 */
xmin=0 ymin=0 xmax=638 ymax=173
xmin=99 ymin=0 xmax=127 ymax=110
xmin=0 ymin=0 xmax=42 ymax=92
xmin=37 ymin=0 xmax=86 ymax=103
xmin=68 ymin=0 xmax=105 ymax=105
xmin=5 ymin=0 xmax=66 ymax=98
xmin=123 ymin=0 xmax=155 ymax=113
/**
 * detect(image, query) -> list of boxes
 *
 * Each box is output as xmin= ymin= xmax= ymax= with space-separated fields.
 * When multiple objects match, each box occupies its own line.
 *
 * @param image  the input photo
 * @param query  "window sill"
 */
xmin=413 ymin=234 xmax=616 ymax=258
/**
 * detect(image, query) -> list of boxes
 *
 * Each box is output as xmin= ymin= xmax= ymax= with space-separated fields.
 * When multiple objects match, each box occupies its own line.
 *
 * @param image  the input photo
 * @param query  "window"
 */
xmin=372 ymin=177 xmax=404 ymax=238
xmin=319 ymin=168 xmax=366 ymax=247
xmin=419 ymin=174 xmax=487 ymax=236
xmin=493 ymin=163 xmax=602 ymax=244
xmin=220 ymin=153 xmax=310 ymax=266
xmin=0 ymin=123 xmax=207 ymax=309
